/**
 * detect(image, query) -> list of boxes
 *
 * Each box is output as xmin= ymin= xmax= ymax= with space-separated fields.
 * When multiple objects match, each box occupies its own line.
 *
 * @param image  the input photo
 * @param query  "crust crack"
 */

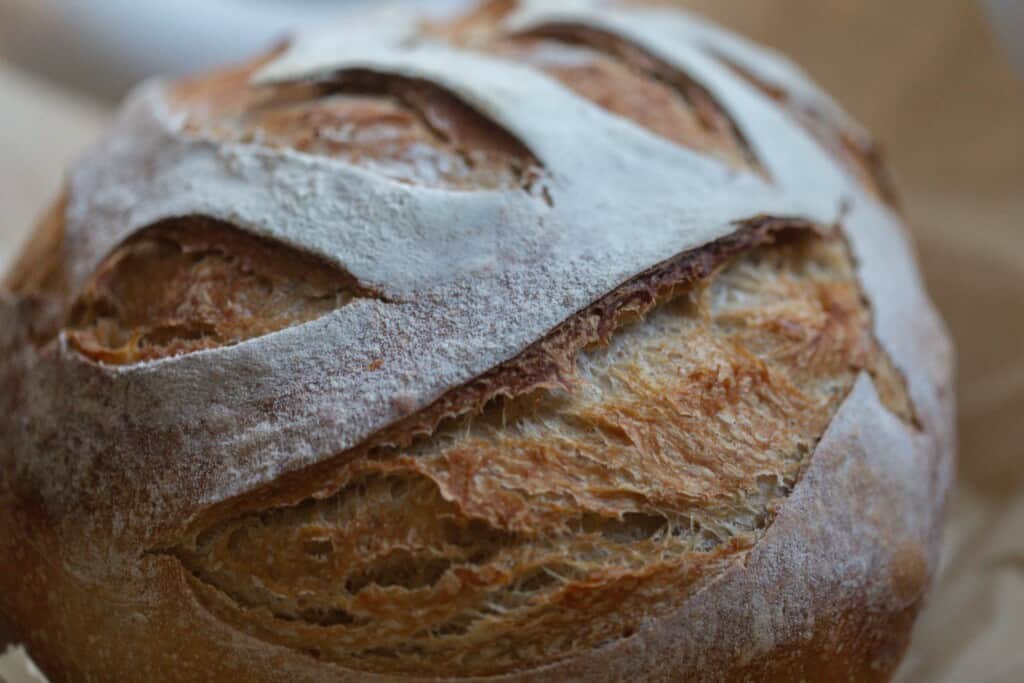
xmin=65 ymin=217 xmax=385 ymax=365
xmin=504 ymin=23 xmax=765 ymax=174
xmin=164 ymin=218 xmax=916 ymax=676
xmin=176 ymin=64 xmax=546 ymax=192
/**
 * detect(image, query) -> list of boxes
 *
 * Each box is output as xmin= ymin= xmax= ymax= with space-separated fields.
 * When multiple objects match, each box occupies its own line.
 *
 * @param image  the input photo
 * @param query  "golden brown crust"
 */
xmin=0 ymin=214 xmax=925 ymax=682
xmin=0 ymin=224 xmax=932 ymax=683
xmin=65 ymin=218 xmax=378 ymax=364
xmin=0 ymin=377 xmax=939 ymax=683
xmin=165 ymin=228 xmax=907 ymax=676
xmin=433 ymin=3 xmax=762 ymax=174
xmin=173 ymin=65 xmax=541 ymax=191
xmin=178 ymin=219 xmax=828 ymax=525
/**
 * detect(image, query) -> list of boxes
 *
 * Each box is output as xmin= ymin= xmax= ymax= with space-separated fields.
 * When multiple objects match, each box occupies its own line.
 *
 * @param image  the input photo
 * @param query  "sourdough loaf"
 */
xmin=0 ymin=1 xmax=954 ymax=681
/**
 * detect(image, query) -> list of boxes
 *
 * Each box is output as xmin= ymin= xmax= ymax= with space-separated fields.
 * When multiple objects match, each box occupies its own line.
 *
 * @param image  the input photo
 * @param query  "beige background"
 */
xmin=2 ymin=1 xmax=1023 ymax=681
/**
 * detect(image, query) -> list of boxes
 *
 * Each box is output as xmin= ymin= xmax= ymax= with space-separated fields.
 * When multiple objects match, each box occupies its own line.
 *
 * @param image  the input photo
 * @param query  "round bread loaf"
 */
xmin=0 ymin=1 xmax=955 ymax=681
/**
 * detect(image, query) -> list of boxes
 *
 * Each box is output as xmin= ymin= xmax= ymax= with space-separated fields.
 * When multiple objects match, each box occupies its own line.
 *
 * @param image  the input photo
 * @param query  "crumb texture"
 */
xmin=66 ymin=218 xmax=373 ymax=364
xmin=175 ymin=234 xmax=909 ymax=676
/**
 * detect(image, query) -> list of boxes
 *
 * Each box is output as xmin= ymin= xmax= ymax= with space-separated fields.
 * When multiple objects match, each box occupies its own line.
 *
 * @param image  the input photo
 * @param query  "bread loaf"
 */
xmin=0 ymin=1 xmax=954 ymax=681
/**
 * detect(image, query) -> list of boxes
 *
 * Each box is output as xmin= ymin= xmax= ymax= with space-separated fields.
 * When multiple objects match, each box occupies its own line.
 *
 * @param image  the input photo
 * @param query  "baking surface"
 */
xmin=1 ymin=1 xmax=1022 ymax=680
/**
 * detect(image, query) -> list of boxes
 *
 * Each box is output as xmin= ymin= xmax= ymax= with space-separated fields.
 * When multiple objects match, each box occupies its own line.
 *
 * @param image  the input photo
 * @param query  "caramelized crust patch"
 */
xmin=172 ymin=230 xmax=912 ymax=676
xmin=66 ymin=218 xmax=376 ymax=364
xmin=492 ymin=26 xmax=763 ymax=173
xmin=173 ymin=63 xmax=542 ymax=191
xmin=429 ymin=4 xmax=762 ymax=174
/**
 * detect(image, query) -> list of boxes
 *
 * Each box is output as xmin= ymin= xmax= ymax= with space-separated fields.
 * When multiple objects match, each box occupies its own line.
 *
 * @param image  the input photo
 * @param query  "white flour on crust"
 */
xmin=2 ymin=0 xmax=950 ymax=582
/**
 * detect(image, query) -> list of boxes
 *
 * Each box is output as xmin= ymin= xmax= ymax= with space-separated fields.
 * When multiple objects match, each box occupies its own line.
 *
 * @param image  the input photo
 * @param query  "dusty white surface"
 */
xmin=0 ymin=646 xmax=46 ymax=683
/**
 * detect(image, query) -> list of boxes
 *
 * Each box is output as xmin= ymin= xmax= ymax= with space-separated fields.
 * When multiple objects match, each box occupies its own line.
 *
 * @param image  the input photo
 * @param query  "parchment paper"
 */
xmin=1 ymin=1 xmax=1022 ymax=680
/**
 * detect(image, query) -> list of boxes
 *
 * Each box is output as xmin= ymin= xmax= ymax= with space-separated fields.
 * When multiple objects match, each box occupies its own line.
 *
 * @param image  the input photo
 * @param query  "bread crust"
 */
xmin=0 ymin=1 xmax=954 ymax=681
xmin=0 ymin=374 xmax=952 ymax=683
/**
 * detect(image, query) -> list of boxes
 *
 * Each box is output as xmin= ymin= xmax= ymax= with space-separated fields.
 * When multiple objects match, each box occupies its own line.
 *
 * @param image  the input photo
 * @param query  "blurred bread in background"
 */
xmin=0 ymin=63 xmax=105 ymax=271
xmin=0 ymin=0 xmax=473 ymax=99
